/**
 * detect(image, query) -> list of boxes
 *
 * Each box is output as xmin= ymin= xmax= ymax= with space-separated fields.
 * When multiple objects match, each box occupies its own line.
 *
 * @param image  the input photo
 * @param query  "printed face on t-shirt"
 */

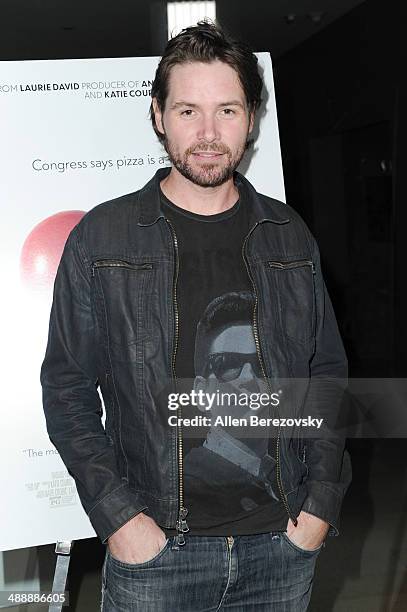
xmin=206 ymin=324 xmax=260 ymax=385
xmin=195 ymin=323 xmax=263 ymax=411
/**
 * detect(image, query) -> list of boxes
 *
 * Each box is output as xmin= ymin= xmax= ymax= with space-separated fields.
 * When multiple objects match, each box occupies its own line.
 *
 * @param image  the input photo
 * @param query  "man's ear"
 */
xmin=194 ymin=375 xmax=210 ymax=413
xmin=152 ymin=97 xmax=165 ymax=135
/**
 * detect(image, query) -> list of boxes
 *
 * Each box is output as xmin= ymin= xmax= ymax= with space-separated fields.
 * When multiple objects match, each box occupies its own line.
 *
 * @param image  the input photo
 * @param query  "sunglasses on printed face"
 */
xmin=204 ymin=352 xmax=262 ymax=382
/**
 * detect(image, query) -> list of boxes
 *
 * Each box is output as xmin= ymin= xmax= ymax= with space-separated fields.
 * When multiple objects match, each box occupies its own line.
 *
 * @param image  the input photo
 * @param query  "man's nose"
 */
xmin=236 ymin=361 xmax=260 ymax=393
xmin=238 ymin=361 xmax=256 ymax=381
xmin=197 ymin=114 xmax=219 ymax=143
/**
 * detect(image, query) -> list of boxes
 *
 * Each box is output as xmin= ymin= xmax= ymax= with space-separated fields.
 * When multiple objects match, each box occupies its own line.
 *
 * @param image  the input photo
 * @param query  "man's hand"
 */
xmin=107 ymin=512 xmax=168 ymax=564
xmin=286 ymin=510 xmax=329 ymax=551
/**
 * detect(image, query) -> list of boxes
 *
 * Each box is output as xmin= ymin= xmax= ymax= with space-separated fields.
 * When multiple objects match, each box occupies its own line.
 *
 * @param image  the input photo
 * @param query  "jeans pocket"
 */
xmin=282 ymin=532 xmax=323 ymax=556
xmin=107 ymin=538 xmax=171 ymax=570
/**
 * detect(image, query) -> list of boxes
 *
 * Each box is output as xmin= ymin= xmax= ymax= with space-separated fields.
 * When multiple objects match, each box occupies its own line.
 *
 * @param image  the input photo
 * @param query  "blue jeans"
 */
xmin=101 ymin=532 xmax=323 ymax=611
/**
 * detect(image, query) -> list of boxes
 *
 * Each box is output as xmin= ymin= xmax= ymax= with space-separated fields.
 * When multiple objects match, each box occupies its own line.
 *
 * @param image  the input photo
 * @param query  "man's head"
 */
xmin=150 ymin=21 xmax=263 ymax=188
xmin=194 ymin=291 xmax=261 ymax=390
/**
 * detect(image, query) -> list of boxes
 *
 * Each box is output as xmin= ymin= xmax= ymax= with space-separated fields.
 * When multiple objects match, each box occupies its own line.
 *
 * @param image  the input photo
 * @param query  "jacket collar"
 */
xmin=137 ymin=167 xmax=290 ymax=226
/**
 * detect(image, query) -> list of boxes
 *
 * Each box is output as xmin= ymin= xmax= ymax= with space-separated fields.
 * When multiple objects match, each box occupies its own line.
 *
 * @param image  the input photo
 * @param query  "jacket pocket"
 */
xmin=92 ymin=259 xmax=155 ymax=347
xmin=266 ymin=259 xmax=316 ymax=344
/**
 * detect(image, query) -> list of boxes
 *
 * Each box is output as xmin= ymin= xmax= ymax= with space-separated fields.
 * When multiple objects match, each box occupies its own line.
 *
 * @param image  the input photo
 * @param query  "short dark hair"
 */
xmin=194 ymin=291 xmax=255 ymax=376
xmin=150 ymin=20 xmax=263 ymax=144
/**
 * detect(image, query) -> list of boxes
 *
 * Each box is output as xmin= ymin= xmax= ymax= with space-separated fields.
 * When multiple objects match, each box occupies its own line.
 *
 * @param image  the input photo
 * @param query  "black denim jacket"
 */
xmin=41 ymin=167 xmax=351 ymax=543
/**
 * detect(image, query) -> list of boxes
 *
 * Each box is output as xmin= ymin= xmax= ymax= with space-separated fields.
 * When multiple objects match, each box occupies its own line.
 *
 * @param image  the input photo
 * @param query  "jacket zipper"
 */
xmin=268 ymin=259 xmax=315 ymax=273
xmin=164 ymin=218 xmax=189 ymax=546
xmin=242 ymin=222 xmax=298 ymax=526
xmin=91 ymin=259 xmax=153 ymax=275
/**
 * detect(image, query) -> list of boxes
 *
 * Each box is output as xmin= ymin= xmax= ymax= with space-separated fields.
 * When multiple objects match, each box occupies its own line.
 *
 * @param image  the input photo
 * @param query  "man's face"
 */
xmin=152 ymin=60 xmax=254 ymax=188
xmin=194 ymin=323 xmax=266 ymax=425
xmin=205 ymin=324 xmax=260 ymax=392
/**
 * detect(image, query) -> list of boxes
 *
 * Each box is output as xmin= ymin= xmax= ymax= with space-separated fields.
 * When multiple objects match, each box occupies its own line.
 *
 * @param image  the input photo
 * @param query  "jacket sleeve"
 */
xmin=300 ymin=237 xmax=352 ymax=535
xmin=40 ymin=226 xmax=148 ymax=543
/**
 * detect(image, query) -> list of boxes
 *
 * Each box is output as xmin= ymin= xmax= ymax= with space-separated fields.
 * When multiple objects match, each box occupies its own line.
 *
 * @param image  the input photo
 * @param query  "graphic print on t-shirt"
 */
xmin=183 ymin=291 xmax=281 ymax=528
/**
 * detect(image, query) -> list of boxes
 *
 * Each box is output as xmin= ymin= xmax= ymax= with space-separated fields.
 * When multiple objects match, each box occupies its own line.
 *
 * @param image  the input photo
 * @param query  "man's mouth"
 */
xmin=192 ymin=152 xmax=224 ymax=158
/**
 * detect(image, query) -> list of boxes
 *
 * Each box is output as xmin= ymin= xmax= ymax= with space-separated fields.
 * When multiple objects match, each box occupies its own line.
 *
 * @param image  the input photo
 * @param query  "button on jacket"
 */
xmin=40 ymin=167 xmax=351 ymax=544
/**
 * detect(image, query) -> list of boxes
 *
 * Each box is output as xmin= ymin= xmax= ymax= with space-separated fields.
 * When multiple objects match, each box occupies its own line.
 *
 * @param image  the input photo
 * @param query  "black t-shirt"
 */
xmin=160 ymin=188 xmax=287 ymax=536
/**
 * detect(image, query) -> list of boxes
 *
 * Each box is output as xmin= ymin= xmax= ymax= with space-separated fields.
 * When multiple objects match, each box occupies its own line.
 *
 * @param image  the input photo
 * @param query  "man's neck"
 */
xmin=160 ymin=167 xmax=239 ymax=216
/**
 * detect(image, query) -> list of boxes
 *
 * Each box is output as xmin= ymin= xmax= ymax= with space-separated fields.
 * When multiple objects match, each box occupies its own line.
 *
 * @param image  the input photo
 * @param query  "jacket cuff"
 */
xmin=301 ymin=481 xmax=343 ymax=536
xmin=87 ymin=483 xmax=148 ymax=543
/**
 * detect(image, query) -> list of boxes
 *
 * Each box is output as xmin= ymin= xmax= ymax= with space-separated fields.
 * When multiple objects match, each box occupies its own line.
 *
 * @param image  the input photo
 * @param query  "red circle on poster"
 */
xmin=20 ymin=210 xmax=85 ymax=291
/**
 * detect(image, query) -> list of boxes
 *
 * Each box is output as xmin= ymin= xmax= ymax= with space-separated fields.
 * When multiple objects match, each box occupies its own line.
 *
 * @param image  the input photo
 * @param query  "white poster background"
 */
xmin=0 ymin=54 xmax=285 ymax=551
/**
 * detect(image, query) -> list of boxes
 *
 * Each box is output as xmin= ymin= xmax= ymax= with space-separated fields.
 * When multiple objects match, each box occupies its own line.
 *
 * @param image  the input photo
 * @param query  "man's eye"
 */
xmin=181 ymin=109 xmax=194 ymax=116
xmin=222 ymin=108 xmax=235 ymax=116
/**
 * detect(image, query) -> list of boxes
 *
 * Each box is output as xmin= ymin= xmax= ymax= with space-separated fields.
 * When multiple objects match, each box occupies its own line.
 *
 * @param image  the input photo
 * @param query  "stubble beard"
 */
xmin=162 ymin=134 xmax=250 ymax=188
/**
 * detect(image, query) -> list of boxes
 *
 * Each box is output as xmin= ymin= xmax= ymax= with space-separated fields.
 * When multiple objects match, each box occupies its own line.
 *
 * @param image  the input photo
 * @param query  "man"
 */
xmin=41 ymin=21 xmax=351 ymax=611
